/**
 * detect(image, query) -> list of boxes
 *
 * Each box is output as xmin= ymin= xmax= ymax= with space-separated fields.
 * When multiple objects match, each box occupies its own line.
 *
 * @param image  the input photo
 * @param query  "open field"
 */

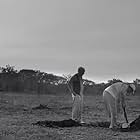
xmin=0 ymin=92 xmax=140 ymax=140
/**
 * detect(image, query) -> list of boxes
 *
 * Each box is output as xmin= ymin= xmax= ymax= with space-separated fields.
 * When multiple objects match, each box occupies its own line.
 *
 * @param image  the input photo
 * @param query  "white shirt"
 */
xmin=104 ymin=82 xmax=128 ymax=100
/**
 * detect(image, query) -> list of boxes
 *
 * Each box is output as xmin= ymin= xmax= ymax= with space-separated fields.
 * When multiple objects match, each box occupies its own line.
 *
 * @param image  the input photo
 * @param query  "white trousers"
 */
xmin=103 ymin=91 xmax=119 ymax=128
xmin=72 ymin=94 xmax=83 ymax=122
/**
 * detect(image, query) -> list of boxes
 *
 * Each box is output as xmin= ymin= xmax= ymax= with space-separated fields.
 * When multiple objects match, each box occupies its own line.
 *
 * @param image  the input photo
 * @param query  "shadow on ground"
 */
xmin=33 ymin=117 xmax=140 ymax=132
xmin=33 ymin=119 xmax=111 ymax=129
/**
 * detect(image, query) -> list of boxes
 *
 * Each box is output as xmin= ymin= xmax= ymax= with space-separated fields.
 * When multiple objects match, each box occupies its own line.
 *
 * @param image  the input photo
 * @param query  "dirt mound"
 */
xmin=33 ymin=116 xmax=140 ymax=132
xmin=33 ymin=119 xmax=82 ymax=128
xmin=120 ymin=115 xmax=140 ymax=132
xmin=32 ymin=104 xmax=51 ymax=110
xmin=33 ymin=119 xmax=111 ymax=128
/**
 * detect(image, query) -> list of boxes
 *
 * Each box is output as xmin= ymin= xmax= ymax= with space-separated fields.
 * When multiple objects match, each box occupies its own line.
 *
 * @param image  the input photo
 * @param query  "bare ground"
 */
xmin=0 ymin=92 xmax=140 ymax=140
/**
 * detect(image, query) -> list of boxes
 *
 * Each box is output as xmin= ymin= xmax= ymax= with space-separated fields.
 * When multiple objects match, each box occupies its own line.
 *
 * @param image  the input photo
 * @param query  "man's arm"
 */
xmin=68 ymin=76 xmax=77 ymax=96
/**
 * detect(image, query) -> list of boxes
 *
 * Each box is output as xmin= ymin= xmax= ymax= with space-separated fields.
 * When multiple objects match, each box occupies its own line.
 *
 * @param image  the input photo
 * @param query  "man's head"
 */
xmin=78 ymin=67 xmax=85 ymax=77
xmin=127 ymin=83 xmax=136 ymax=95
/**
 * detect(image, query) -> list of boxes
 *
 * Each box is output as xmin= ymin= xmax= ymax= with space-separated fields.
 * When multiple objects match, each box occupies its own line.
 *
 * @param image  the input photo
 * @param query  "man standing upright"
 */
xmin=68 ymin=67 xmax=85 ymax=123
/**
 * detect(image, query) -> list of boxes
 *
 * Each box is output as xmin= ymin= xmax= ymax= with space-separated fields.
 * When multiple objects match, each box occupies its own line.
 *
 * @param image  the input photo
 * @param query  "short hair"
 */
xmin=78 ymin=67 xmax=85 ymax=73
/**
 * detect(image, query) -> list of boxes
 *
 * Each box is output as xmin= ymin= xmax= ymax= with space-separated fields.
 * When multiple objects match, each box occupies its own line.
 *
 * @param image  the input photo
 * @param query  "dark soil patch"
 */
xmin=120 ymin=115 xmax=140 ymax=132
xmin=32 ymin=104 xmax=51 ymax=110
xmin=33 ymin=119 xmax=111 ymax=128
xmin=33 ymin=116 xmax=140 ymax=132
xmin=33 ymin=119 xmax=82 ymax=128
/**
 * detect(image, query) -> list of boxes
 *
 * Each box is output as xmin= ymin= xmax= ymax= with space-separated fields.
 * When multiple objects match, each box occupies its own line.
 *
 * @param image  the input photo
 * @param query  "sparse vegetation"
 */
xmin=0 ymin=65 xmax=140 ymax=96
xmin=0 ymin=65 xmax=140 ymax=139
xmin=0 ymin=93 xmax=140 ymax=139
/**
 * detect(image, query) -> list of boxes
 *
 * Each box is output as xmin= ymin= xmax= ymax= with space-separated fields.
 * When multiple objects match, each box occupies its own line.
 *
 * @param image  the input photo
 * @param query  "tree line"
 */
xmin=0 ymin=65 xmax=139 ymax=95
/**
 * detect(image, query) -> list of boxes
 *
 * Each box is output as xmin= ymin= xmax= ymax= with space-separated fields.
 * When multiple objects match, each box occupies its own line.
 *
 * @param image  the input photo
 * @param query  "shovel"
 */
xmin=122 ymin=107 xmax=129 ymax=128
xmin=123 ymin=106 xmax=128 ymax=123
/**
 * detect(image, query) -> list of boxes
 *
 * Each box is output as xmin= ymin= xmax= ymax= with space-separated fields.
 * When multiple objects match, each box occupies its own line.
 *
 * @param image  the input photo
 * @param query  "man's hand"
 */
xmin=122 ymin=103 xmax=126 ymax=109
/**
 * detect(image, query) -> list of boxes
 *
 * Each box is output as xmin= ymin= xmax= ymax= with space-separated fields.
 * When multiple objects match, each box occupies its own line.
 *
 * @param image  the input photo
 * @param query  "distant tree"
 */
xmin=63 ymin=74 xmax=71 ymax=82
xmin=107 ymin=78 xmax=123 ymax=85
xmin=84 ymin=79 xmax=95 ymax=86
xmin=0 ymin=65 xmax=18 ymax=91
xmin=63 ymin=74 xmax=72 ymax=93
xmin=0 ymin=64 xmax=17 ymax=74
xmin=0 ymin=65 xmax=18 ymax=102
xmin=133 ymin=79 xmax=140 ymax=85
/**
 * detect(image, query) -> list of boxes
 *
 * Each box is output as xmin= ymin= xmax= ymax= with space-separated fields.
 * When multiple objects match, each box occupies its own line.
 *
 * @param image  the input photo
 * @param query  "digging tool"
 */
xmin=121 ymin=106 xmax=130 ymax=128
xmin=123 ymin=106 xmax=128 ymax=123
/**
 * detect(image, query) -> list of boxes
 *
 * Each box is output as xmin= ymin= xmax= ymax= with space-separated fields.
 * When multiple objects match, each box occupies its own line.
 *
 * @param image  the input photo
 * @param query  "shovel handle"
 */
xmin=123 ymin=107 xmax=129 ymax=123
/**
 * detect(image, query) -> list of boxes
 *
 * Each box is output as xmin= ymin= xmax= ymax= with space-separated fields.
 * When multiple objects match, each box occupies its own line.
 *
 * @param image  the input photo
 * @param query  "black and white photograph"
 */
xmin=0 ymin=0 xmax=140 ymax=139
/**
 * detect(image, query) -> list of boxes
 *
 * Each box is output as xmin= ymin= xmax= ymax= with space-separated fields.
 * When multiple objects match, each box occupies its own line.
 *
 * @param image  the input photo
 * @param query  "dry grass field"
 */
xmin=0 ymin=92 xmax=140 ymax=140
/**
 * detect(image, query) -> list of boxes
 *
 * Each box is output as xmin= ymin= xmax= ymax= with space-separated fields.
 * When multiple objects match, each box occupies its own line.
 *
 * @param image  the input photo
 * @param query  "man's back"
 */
xmin=105 ymin=82 xmax=128 ymax=99
xmin=70 ymin=74 xmax=81 ymax=95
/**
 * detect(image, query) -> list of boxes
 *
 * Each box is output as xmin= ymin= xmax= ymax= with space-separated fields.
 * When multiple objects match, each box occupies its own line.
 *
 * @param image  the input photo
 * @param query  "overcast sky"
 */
xmin=0 ymin=0 xmax=140 ymax=83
